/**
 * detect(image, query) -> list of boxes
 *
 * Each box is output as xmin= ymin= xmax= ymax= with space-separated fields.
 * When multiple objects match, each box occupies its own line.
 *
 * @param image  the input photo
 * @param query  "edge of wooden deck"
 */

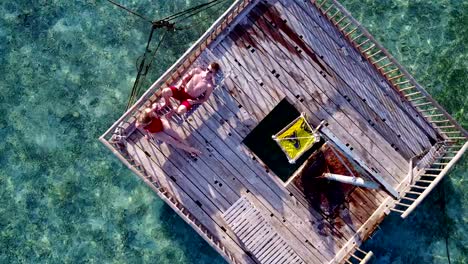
xmin=100 ymin=0 xmax=260 ymax=142
xmin=100 ymin=1 xmax=468 ymax=263
xmin=100 ymin=1 xmax=261 ymax=263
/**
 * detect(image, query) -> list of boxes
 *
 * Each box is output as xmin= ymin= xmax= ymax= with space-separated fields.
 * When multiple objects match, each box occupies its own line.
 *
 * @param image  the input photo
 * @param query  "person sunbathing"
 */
xmin=158 ymin=62 xmax=220 ymax=115
xmin=135 ymin=108 xmax=201 ymax=155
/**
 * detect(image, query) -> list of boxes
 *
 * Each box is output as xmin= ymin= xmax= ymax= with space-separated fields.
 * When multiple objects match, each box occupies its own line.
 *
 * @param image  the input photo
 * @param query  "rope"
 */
xmin=171 ymin=0 xmax=229 ymax=24
xmin=106 ymin=0 xmax=153 ymax=24
xmin=162 ymin=0 xmax=227 ymax=22
xmin=275 ymin=136 xmax=315 ymax=140
xmin=172 ymin=1 xmax=229 ymax=31
xmin=126 ymin=28 xmax=168 ymax=110
xmin=104 ymin=0 xmax=230 ymax=110
xmin=106 ymin=0 xmax=228 ymax=29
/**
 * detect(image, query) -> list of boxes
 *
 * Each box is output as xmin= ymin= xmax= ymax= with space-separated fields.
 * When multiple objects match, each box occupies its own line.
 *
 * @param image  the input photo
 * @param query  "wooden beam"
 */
xmin=324 ymin=134 xmax=400 ymax=199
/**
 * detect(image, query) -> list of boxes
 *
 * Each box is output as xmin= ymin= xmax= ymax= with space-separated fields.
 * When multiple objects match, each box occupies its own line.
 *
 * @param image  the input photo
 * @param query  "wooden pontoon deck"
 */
xmin=101 ymin=0 xmax=467 ymax=263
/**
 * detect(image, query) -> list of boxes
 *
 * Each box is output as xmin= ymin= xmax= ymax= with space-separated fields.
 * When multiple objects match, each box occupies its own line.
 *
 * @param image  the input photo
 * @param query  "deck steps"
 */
xmin=223 ymin=196 xmax=305 ymax=264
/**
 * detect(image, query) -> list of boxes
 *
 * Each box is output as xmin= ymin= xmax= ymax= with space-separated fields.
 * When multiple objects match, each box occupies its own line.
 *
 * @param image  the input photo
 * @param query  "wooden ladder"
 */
xmin=312 ymin=0 xmax=468 ymax=219
xmin=343 ymin=247 xmax=373 ymax=264
xmin=390 ymin=141 xmax=467 ymax=218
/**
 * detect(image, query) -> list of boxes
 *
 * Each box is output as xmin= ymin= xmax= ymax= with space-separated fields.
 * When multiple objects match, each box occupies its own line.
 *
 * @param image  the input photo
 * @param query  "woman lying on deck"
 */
xmin=135 ymin=108 xmax=202 ymax=155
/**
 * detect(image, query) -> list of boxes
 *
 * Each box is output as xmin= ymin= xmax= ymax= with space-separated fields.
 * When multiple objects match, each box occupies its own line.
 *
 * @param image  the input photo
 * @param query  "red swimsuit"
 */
xmin=143 ymin=116 xmax=164 ymax=133
xmin=170 ymin=85 xmax=195 ymax=110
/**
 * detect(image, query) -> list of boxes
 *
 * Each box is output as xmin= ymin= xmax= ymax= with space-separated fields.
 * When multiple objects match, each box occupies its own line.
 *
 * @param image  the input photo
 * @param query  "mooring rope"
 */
xmin=126 ymin=28 xmax=168 ymax=110
xmin=106 ymin=0 xmax=153 ymax=24
xmin=105 ymin=0 xmax=229 ymax=110
xmin=170 ymin=0 xmax=229 ymax=24
xmin=162 ymin=0 xmax=228 ymax=23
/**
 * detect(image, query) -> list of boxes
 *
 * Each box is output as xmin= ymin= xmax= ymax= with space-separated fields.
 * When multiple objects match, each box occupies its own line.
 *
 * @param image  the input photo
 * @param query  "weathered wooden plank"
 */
xmin=125 ymin=135 xmax=255 ymax=264
xmin=243 ymin=218 xmax=270 ymax=246
xmin=256 ymin=235 xmax=282 ymax=261
xmin=225 ymin=196 xmax=314 ymax=263
xmin=243 ymin=9 xmax=410 ymax=172
xmin=289 ymin=0 xmax=438 ymax=141
xmin=246 ymin=7 xmax=416 ymax=161
xmin=197 ymin=92 xmax=350 ymax=251
xmin=342 ymin=202 xmax=366 ymax=227
xmin=234 ymin=210 xmax=261 ymax=235
xmin=130 ymin=132 xmax=234 ymax=210
xmin=198 ymin=51 xmax=270 ymax=122
xmin=250 ymin=228 xmax=275 ymax=254
xmin=224 ymin=30 xmax=404 ymax=185
xmin=354 ymin=188 xmax=382 ymax=209
xmin=269 ymin=0 xmax=434 ymax=153
xmin=348 ymin=191 xmax=376 ymax=218
xmin=218 ymin=35 xmax=400 ymax=243
xmin=259 ymin=240 xmax=284 ymax=263
xmin=262 ymin=1 xmax=428 ymax=154
xmin=125 ymin=137 xmax=177 ymax=195
xmin=230 ymin=204 xmax=256 ymax=230
xmin=134 ymin=129 xmax=242 ymax=208
xmin=287 ymin=181 xmax=355 ymax=246
xmin=198 ymin=66 xmax=259 ymax=136
xmin=207 ymin=43 xmax=358 ymax=245
xmin=197 ymin=73 xmax=354 ymax=249
xmin=209 ymin=46 xmax=282 ymax=111
xmin=196 ymin=51 xmax=265 ymax=129
xmin=285 ymin=0 xmax=438 ymax=138
xmin=135 ymin=36 xmax=388 ymax=264
xmin=244 ymin=197 xmax=315 ymax=264
xmin=268 ymin=244 xmax=291 ymax=263
xmin=224 ymin=199 xmax=250 ymax=223
xmin=174 ymin=95 xmax=337 ymax=261
xmin=190 ymin=100 xmax=339 ymax=261
xmin=221 ymin=76 xmax=267 ymax=122
xmin=278 ymin=248 xmax=301 ymax=264
xmin=105 ymin=142 xmax=244 ymax=264
xmin=221 ymin=23 xmax=404 ymax=186
xmin=214 ymin=43 xmax=285 ymax=104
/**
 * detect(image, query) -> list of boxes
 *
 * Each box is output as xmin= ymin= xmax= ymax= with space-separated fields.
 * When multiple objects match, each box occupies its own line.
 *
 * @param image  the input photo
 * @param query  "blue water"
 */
xmin=0 ymin=0 xmax=466 ymax=263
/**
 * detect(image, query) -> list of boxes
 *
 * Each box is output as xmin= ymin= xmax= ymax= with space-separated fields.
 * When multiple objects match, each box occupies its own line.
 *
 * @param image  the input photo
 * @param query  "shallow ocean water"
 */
xmin=0 ymin=0 xmax=466 ymax=263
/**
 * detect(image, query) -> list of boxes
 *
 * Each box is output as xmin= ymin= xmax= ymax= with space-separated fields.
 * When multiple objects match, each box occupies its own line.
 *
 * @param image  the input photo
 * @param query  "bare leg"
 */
xmin=155 ymin=119 xmax=202 ymax=155
xmin=160 ymin=119 xmax=185 ymax=142
xmin=152 ymin=132 xmax=201 ymax=155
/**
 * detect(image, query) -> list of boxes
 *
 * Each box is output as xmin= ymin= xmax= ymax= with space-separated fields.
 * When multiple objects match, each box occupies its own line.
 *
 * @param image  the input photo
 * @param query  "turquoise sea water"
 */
xmin=0 ymin=0 xmax=466 ymax=263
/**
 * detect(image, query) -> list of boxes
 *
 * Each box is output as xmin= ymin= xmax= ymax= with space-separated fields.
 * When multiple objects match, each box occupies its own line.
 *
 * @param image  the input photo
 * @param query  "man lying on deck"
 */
xmin=136 ymin=108 xmax=201 ymax=155
xmin=157 ymin=62 xmax=220 ymax=115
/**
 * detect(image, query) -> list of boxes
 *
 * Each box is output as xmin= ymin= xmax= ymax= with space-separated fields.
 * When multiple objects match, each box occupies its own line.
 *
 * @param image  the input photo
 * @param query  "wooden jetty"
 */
xmin=100 ymin=0 xmax=467 ymax=263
